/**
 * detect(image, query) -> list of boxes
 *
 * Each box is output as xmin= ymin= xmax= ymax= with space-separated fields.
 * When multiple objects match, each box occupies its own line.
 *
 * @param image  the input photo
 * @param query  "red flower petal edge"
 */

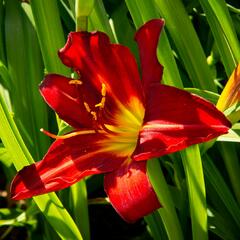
xmin=133 ymin=84 xmax=231 ymax=160
xmin=104 ymin=160 xmax=160 ymax=223
xmin=58 ymin=31 xmax=144 ymax=106
xmin=40 ymin=74 xmax=98 ymax=128
xmin=11 ymin=133 xmax=125 ymax=200
xmin=135 ymin=19 xmax=164 ymax=92
xmin=10 ymin=18 xmax=231 ymax=224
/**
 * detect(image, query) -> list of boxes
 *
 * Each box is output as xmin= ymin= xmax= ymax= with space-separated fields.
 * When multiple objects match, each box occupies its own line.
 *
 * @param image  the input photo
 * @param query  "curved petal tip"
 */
xmin=104 ymin=161 xmax=161 ymax=223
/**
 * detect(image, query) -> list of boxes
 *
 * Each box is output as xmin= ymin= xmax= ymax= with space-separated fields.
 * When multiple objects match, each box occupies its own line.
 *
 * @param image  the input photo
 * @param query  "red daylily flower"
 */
xmin=11 ymin=19 xmax=231 ymax=223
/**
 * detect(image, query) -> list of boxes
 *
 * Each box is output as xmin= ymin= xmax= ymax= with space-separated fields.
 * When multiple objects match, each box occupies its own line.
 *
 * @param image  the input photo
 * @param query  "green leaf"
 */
xmin=5 ymin=0 xmax=49 ymax=159
xmin=202 ymin=0 xmax=240 ymax=64
xmin=218 ymin=142 xmax=240 ymax=205
xmin=154 ymin=0 xmax=217 ymax=91
xmin=0 ymin=61 xmax=11 ymax=90
xmin=208 ymin=208 xmax=239 ymax=240
xmin=58 ymin=0 xmax=75 ymax=32
xmin=21 ymin=2 xmax=36 ymax=28
xmin=148 ymin=159 xmax=184 ymax=240
xmin=30 ymin=0 xmax=70 ymax=75
xmin=203 ymin=156 xmax=240 ymax=229
xmin=70 ymin=180 xmax=90 ymax=240
xmin=0 ymin=145 xmax=12 ymax=168
xmin=185 ymin=88 xmax=219 ymax=104
xmin=111 ymin=2 xmax=139 ymax=58
xmin=89 ymin=0 xmax=116 ymax=42
xmin=217 ymin=129 xmax=240 ymax=143
xmin=0 ymin=0 xmax=6 ymax=63
xmin=144 ymin=211 xmax=168 ymax=240
xmin=0 ymin=94 xmax=83 ymax=240
xmin=198 ymin=0 xmax=236 ymax=76
xmin=125 ymin=0 xmax=183 ymax=88
xmin=181 ymin=146 xmax=208 ymax=240
xmin=0 ymin=204 xmax=38 ymax=227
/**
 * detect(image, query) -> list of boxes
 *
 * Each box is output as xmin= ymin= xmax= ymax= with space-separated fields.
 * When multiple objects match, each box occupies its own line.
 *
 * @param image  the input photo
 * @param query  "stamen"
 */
xmin=95 ymin=97 xmax=105 ymax=108
xmin=91 ymin=111 xmax=97 ymax=121
xmin=69 ymin=79 xmax=83 ymax=85
xmin=84 ymin=102 xmax=91 ymax=112
xmin=84 ymin=102 xmax=98 ymax=121
xmin=101 ymin=83 xmax=106 ymax=97
xmin=95 ymin=83 xmax=106 ymax=108
xmin=40 ymin=128 xmax=100 ymax=139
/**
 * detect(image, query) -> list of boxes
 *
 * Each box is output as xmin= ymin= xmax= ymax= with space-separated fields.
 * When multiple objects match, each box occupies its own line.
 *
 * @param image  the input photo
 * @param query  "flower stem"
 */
xmin=76 ymin=15 xmax=88 ymax=32
xmin=75 ymin=0 xmax=95 ymax=31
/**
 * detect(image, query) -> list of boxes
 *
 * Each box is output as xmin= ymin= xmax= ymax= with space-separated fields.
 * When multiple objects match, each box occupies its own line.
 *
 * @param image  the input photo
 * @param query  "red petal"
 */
xmin=58 ymin=31 xmax=144 ymax=106
xmin=133 ymin=84 xmax=231 ymax=160
xmin=104 ymin=160 xmax=161 ymax=223
xmin=135 ymin=19 xmax=164 ymax=92
xmin=40 ymin=74 xmax=99 ymax=128
xmin=11 ymin=133 xmax=126 ymax=200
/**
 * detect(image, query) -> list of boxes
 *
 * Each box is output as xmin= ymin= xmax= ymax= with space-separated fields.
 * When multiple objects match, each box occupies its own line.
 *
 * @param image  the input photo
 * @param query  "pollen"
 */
xmin=69 ymin=79 xmax=83 ymax=85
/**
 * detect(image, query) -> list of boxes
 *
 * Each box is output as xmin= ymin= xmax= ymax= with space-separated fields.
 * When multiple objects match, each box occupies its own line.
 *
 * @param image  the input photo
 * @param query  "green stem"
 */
xmin=76 ymin=16 xmax=88 ymax=31
xmin=75 ymin=0 xmax=95 ymax=31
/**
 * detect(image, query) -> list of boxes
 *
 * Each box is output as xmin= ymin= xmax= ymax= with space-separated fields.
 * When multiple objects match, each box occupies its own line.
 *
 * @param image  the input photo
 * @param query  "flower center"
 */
xmin=98 ymin=97 xmax=145 ymax=157
xmin=41 ymin=79 xmax=145 ymax=159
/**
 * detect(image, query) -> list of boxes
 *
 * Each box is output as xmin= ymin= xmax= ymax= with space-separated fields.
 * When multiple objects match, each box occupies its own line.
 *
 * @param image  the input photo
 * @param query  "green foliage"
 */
xmin=0 ymin=0 xmax=239 ymax=239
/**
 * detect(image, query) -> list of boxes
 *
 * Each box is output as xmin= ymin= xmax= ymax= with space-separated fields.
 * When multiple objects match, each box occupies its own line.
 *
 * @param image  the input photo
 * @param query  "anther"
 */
xmin=95 ymin=97 xmax=105 ymax=108
xmin=90 ymin=111 xmax=97 ymax=121
xmin=83 ymin=102 xmax=98 ymax=121
xmin=101 ymin=83 xmax=106 ymax=97
xmin=95 ymin=83 xmax=106 ymax=108
xmin=69 ymin=79 xmax=83 ymax=85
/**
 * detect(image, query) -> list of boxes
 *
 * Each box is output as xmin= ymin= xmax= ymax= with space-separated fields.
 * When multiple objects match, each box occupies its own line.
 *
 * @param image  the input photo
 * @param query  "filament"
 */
xmin=40 ymin=128 xmax=102 ymax=140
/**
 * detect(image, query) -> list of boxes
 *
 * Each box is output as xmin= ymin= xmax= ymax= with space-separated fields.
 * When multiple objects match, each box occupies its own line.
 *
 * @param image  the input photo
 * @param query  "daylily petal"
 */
xmin=217 ymin=63 xmax=240 ymax=111
xmin=104 ymin=160 xmax=161 ymax=223
xmin=11 ymin=133 xmax=126 ymax=200
xmin=40 ymin=74 xmax=99 ymax=128
xmin=135 ymin=19 xmax=164 ymax=92
xmin=133 ymin=84 xmax=231 ymax=160
xmin=58 ymin=31 xmax=144 ymax=106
